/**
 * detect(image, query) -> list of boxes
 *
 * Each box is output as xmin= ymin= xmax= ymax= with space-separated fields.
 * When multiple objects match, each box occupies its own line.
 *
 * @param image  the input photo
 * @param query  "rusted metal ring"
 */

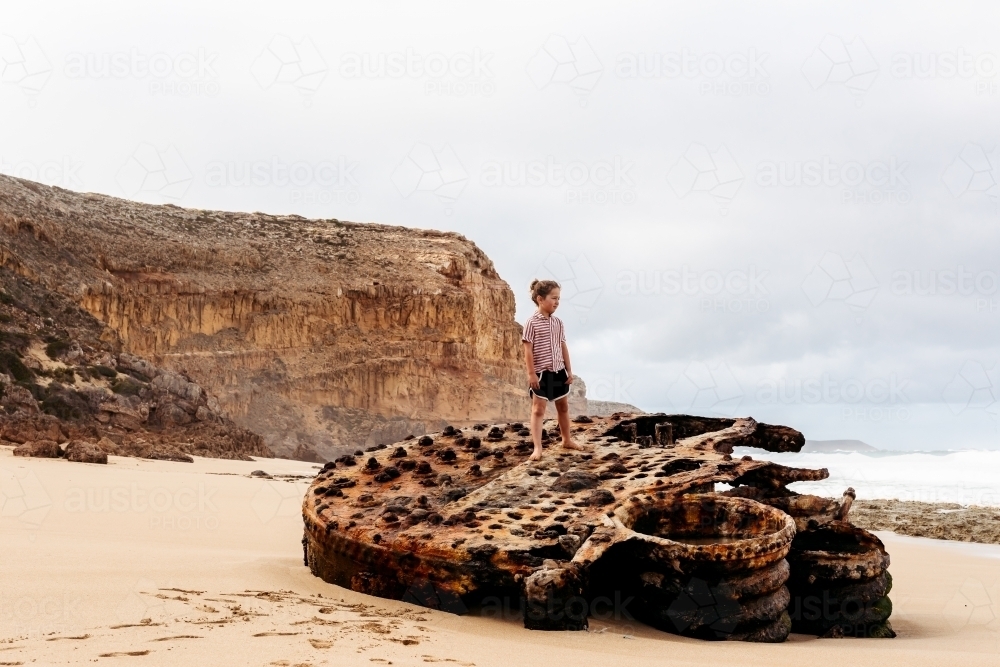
xmin=612 ymin=494 xmax=797 ymax=574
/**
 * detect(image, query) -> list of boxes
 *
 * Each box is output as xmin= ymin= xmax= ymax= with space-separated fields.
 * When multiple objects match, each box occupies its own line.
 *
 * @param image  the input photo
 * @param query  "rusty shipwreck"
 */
xmin=302 ymin=413 xmax=894 ymax=641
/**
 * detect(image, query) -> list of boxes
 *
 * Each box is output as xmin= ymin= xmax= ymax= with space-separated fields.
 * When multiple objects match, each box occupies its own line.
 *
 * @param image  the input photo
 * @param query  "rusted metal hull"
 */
xmin=302 ymin=413 xmax=894 ymax=641
xmin=785 ymin=522 xmax=895 ymax=638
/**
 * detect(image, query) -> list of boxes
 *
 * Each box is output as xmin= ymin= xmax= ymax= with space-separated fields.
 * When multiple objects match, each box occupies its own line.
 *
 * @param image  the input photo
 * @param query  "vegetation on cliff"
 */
xmin=0 ymin=265 xmax=270 ymax=461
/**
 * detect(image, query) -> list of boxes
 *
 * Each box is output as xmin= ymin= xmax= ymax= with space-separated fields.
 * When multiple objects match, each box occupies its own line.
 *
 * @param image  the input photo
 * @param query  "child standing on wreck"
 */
xmin=522 ymin=279 xmax=586 ymax=461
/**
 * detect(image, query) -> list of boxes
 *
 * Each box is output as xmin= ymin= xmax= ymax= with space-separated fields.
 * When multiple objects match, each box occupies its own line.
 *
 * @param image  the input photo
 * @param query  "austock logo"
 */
xmin=251 ymin=479 xmax=310 ymax=524
xmin=0 ymin=156 xmax=84 ymax=189
xmin=756 ymin=374 xmax=910 ymax=405
xmin=756 ymin=156 xmax=911 ymax=205
xmin=526 ymin=35 xmax=602 ymax=103
xmin=615 ymin=265 xmax=770 ymax=315
xmin=787 ymin=588 xmax=892 ymax=638
xmin=0 ymin=34 xmax=52 ymax=103
xmin=480 ymin=156 xmax=636 ymax=205
xmin=756 ymin=373 xmax=911 ymax=422
xmin=116 ymin=143 xmax=193 ymax=202
xmin=339 ymin=47 xmax=495 ymax=97
xmin=942 ymin=360 xmax=999 ymax=417
xmin=891 ymin=266 xmax=1000 ymax=315
xmin=532 ymin=252 xmax=603 ymax=323
xmin=402 ymin=580 xmax=467 ymax=614
xmin=402 ymin=580 xmax=636 ymax=624
xmin=667 ymin=143 xmax=743 ymax=214
xmin=891 ymin=50 xmax=999 ymax=80
xmin=63 ymin=47 xmax=221 ymax=97
xmin=0 ymin=590 xmax=82 ymax=637
xmin=943 ymin=578 xmax=1000 ymax=632
xmin=63 ymin=481 xmax=221 ymax=530
xmin=587 ymin=374 xmax=636 ymax=406
xmin=802 ymin=35 xmax=878 ymax=104
xmin=666 ymin=361 xmax=744 ymax=417
xmin=391 ymin=143 xmax=468 ymax=209
xmin=251 ymin=35 xmax=327 ymax=103
xmin=0 ymin=465 xmax=52 ymax=532
xmin=942 ymin=143 xmax=1000 ymax=202
xmin=891 ymin=266 xmax=999 ymax=297
xmin=484 ymin=591 xmax=635 ymax=624
xmin=615 ymin=48 xmax=770 ymax=97
xmin=204 ymin=155 xmax=361 ymax=205
xmin=802 ymin=252 xmax=879 ymax=322
xmin=113 ymin=578 xmax=167 ymax=625
xmin=666 ymin=577 xmax=741 ymax=638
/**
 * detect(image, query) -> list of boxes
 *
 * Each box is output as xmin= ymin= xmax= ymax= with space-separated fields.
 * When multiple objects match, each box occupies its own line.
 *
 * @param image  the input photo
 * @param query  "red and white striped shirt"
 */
xmin=522 ymin=311 xmax=566 ymax=373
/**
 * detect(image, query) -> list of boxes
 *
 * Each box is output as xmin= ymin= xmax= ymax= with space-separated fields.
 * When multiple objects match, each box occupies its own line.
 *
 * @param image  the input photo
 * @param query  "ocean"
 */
xmin=730 ymin=448 xmax=1000 ymax=507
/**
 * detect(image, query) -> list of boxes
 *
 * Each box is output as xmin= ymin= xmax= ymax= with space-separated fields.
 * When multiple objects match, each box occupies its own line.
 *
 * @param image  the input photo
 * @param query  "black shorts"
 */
xmin=529 ymin=368 xmax=570 ymax=402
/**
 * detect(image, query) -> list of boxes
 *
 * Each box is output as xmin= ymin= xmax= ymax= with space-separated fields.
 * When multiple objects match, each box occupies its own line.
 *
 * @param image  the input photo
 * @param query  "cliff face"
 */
xmin=0 ymin=175 xmax=525 ymax=458
xmin=0 ymin=266 xmax=269 ymax=460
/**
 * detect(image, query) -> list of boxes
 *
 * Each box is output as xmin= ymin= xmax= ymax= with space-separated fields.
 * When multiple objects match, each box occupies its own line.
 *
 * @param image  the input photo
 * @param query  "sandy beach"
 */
xmin=2 ymin=445 xmax=998 ymax=666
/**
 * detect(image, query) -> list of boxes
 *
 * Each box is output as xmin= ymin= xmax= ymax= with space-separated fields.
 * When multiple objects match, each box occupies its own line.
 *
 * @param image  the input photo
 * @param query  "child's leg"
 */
xmin=529 ymin=395 xmax=548 ymax=460
xmin=554 ymin=396 xmax=584 ymax=450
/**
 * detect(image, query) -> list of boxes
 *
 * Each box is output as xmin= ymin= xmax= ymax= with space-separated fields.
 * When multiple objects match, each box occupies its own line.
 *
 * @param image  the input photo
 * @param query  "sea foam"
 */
xmin=730 ymin=448 xmax=1000 ymax=507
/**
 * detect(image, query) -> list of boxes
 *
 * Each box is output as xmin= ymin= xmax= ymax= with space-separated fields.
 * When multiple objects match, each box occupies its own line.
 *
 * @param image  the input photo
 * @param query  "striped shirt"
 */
xmin=522 ymin=311 xmax=566 ymax=373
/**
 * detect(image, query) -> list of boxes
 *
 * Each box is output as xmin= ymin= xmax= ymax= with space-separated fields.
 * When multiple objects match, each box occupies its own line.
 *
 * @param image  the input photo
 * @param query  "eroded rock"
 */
xmin=0 ymin=266 xmax=270 ymax=461
xmin=13 ymin=439 xmax=61 ymax=458
xmin=64 ymin=440 xmax=108 ymax=464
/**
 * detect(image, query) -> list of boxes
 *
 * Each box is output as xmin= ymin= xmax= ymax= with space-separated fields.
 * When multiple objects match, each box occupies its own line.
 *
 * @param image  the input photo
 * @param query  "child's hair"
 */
xmin=530 ymin=279 xmax=560 ymax=305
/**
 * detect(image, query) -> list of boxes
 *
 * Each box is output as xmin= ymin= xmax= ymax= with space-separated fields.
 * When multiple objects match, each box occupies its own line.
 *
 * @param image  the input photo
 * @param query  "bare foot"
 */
xmin=528 ymin=450 xmax=543 ymax=461
xmin=561 ymin=440 xmax=587 ymax=451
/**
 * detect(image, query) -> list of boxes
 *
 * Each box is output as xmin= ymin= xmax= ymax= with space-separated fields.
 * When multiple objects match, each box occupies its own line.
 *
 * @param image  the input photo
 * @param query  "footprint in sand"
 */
xmin=44 ymin=634 xmax=90 ymax=641
xmin=390 ymin=637 xmax=420 ymax=645
xmin=98 ymin=651 xmax=150 ymax=657
xmin=308 ymin=639 xmax=333 ymax=649
xmin=110 ymin=620 xmax=164 ymax=629
xmin=421 ymin=657 xmax=474 ymax=666
xmin=151 ymin=635 xmax=202 ymax=641
xmin=160 ymin=588 xmax=204 ymax=595
xmin=190 ymin=618 xmax=233 ymax=626
xmin=291 ymin=617 xmax=340 ymax=627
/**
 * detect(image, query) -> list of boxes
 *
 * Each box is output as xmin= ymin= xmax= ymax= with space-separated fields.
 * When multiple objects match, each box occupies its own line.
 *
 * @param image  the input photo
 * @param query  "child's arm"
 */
xmin=523 ymin=341 xmax=540 ymax=389
xmin=562 ymin=341 xmax=573 ymax=384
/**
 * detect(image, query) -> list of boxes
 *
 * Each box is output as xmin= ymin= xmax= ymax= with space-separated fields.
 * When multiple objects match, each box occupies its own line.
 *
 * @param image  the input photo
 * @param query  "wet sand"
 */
xmin=2 ymin=445 xmax=998 ymax=665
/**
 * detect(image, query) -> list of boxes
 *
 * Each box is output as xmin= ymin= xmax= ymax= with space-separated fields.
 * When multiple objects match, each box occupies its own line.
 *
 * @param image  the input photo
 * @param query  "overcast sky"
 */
xmin=4 ymin=1 xmax=1000 ymax=449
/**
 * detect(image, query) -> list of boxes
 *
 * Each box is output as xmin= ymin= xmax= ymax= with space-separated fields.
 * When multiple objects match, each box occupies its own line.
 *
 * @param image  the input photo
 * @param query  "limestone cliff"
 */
xmin=0 ymin=175 xmax=525 ymax=458
xmin=0 ymin=266 xmax=269 ymax=460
